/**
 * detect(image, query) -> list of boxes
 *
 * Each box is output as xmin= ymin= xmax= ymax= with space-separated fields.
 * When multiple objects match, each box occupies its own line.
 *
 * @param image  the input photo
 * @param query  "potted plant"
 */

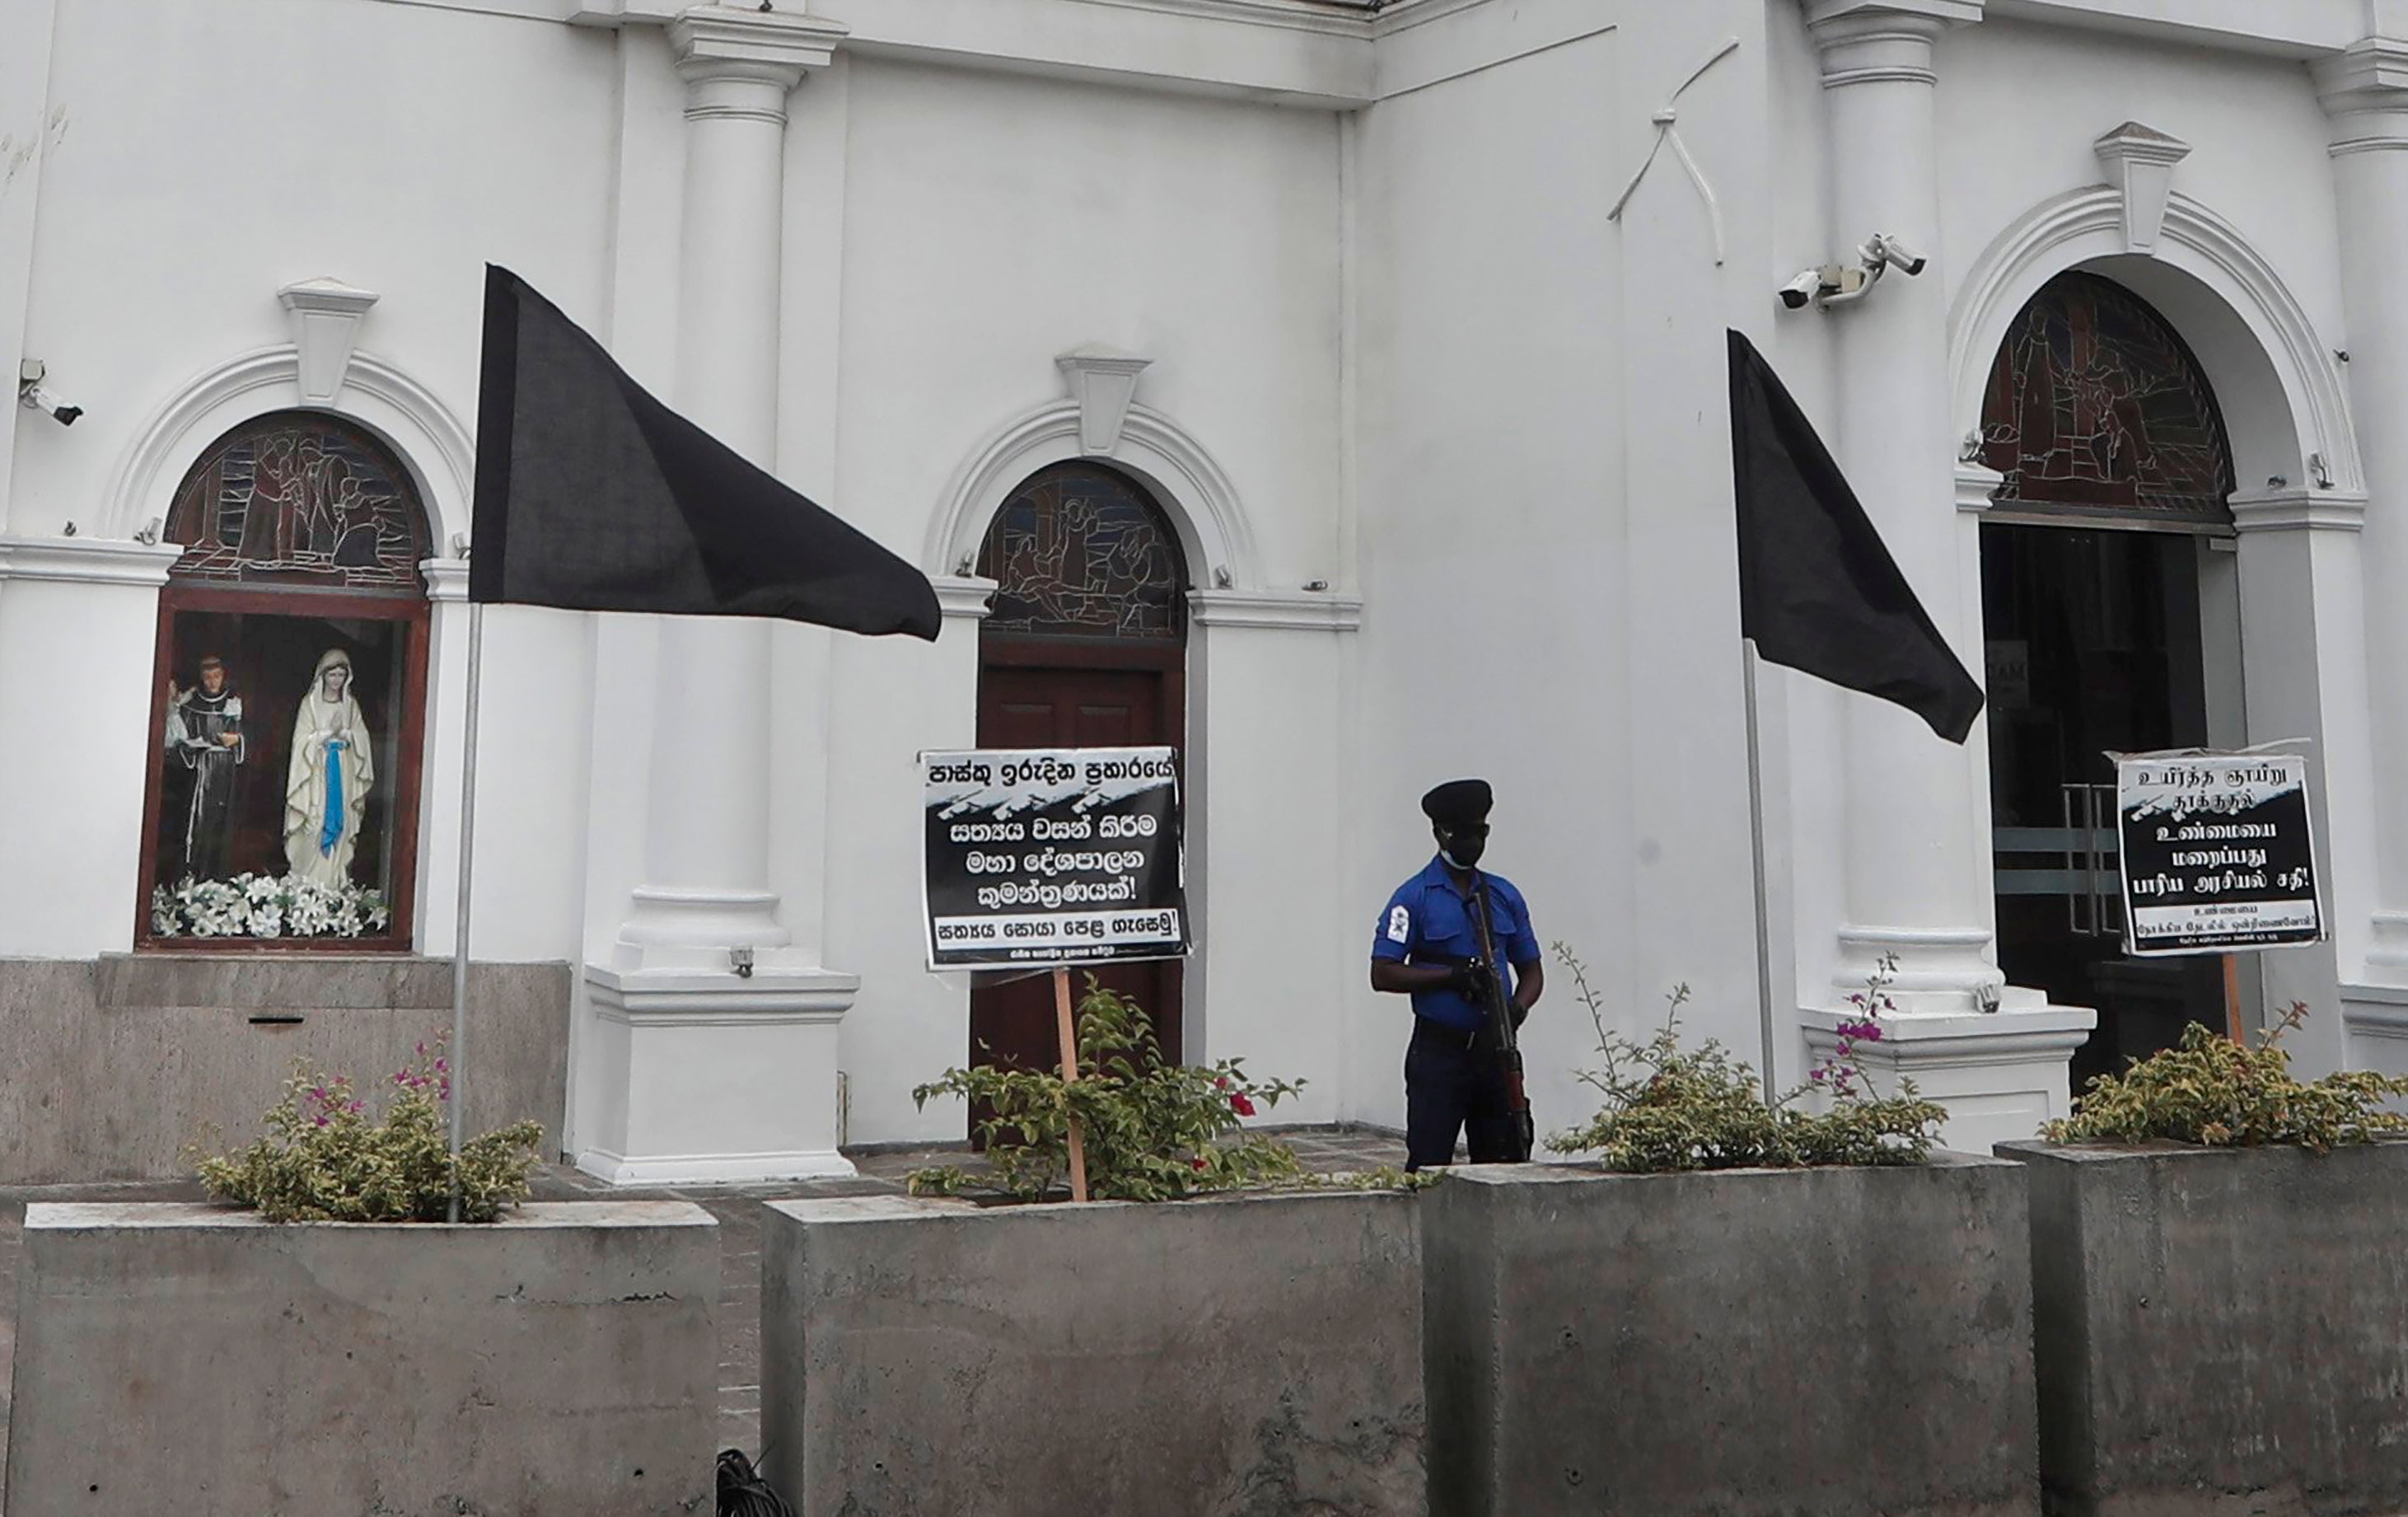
xmin=760 ymin=982 xmax=1429 ymax=1517
xmin=1421 ymin=948 xmax=2041 ymax=1517
xmin=5 ymin=1037 xmax=721 ymax=1515
xmin=1999 ymin=1004 xmax=2408 ymax=1517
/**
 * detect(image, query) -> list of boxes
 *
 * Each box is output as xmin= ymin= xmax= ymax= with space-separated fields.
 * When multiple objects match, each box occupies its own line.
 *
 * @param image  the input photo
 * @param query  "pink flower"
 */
xmin=313 ymin=1115 xmax=330 ymax=1127
xmin=393 ymin=1072 xmax=409 ymax=1085
xmin=348 ymin=1100 xmax=364 ymax=1114
xmin=434 ymin=1058 xmax=448 ymax=1075
xmin=1213 ymin=1075 xmax=1230 ymax=1090
xmin=415 ymin=1042 xmax=427 ymax=1056
xmin=1229 ymin=1092 xmax=1256 ymax=1117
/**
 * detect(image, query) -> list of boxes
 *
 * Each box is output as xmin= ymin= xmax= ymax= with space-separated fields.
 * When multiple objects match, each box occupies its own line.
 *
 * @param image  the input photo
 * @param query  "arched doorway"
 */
xmin=970 ymin=462 xmax=1189 ymax=1100
xmin=1979 ymin=271 xmax=2243 ymax=1088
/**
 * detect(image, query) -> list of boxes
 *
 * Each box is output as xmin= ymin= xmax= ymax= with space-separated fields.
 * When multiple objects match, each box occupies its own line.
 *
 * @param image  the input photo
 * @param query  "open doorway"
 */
xmin=1978 ymin=270 xmax=2248 ymax=1092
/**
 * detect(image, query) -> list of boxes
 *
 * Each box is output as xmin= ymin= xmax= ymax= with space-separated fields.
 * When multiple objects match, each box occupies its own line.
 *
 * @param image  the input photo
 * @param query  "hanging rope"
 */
xmin=1606 ymin=37 xmax=1741 ymax=266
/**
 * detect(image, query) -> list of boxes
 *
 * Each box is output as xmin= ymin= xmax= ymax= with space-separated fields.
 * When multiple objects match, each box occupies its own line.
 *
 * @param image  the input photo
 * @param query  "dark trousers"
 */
xmin=1404 ymin=1018 xmax=1521 ymax=1172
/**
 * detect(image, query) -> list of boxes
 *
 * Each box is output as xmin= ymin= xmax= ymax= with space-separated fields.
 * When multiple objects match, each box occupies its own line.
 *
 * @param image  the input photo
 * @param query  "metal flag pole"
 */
xmin=447 ymin=600 xmax=487 ymax=1222
xmin=1742 ymin=638 xmax=1779 ymax=1107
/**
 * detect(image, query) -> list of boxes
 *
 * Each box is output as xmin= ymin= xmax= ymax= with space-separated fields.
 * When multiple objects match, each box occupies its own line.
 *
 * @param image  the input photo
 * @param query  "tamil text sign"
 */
xmin=922 ymin=747 xmax=1188 ymax=970
xmin=2117 ymin=752 xmax=2322 ymax=956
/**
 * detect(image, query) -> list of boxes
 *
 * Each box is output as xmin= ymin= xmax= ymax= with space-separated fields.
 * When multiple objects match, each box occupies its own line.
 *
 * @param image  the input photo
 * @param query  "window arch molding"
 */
xmin=102 ymin=344 xmax=472 ymax=553
xmin=927 ymin=396 xmax=1257 ymax=593
xmin=1948 ymin=185 xmax=2362 ymax=505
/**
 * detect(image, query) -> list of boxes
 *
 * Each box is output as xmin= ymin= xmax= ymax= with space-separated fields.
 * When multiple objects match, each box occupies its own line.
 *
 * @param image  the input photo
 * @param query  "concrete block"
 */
xmin=2001 ymin=1140 xmax=2408 ymax=1517
xmin=760 ymin=1190 xmax=1425 ymax=1515
xmin=0 ymin=957 xmax=570 ymax=1182
xmin=1424 ymin=1156 xmax=2039 ymax=1517
xmin=5 ymin=1200 xmax=717 ymax=1515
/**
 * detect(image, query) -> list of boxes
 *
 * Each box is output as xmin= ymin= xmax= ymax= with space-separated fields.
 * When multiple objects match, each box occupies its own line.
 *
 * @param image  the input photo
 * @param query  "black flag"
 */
xmin=1728 ymin=328 xmax=1983 ymax=743
xmin=471 ymin=265 xmax=941 ymax=640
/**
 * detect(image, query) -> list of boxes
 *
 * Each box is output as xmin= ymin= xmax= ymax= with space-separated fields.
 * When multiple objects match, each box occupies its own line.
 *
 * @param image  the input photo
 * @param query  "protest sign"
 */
xmin=921 ymin=747 xmax=1188 ymax=971
xmin=2116 ymin=751 xmax=2322 ymax=957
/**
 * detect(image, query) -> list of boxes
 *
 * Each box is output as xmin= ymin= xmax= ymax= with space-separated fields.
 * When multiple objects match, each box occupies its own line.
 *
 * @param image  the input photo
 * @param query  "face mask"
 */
xmin=1440 ymin=832 xmax=1487 ymax=870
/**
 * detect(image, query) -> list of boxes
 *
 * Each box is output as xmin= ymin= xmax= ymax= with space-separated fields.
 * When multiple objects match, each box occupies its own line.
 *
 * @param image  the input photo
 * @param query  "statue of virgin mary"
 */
xmin=283 ymin=648 xmax=376 ymax=887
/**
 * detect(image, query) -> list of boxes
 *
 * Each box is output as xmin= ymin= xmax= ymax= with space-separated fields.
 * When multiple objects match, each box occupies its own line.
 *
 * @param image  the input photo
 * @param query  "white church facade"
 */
xmin=5 ymin=0 xmax=2406 ymax=1182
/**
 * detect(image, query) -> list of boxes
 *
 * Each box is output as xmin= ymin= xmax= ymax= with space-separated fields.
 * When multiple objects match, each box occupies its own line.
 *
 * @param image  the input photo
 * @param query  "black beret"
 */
xmin=1420 ymin=778 xmax=1493 ymax=827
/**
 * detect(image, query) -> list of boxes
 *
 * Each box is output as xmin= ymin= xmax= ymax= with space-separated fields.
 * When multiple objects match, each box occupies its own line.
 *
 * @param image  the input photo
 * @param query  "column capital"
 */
xmin=669 ymin=5 xmax=847 ymax=91
xmin=1807 ymin=0 xmax=1981 ymax=86
xmin=2315 ymin=37 xmax=2408 ymax=154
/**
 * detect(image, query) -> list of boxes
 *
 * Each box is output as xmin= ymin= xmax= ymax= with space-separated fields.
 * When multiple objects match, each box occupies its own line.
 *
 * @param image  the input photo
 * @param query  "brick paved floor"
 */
xmin=0 ymin=1124 xmax=1407 ymax=1505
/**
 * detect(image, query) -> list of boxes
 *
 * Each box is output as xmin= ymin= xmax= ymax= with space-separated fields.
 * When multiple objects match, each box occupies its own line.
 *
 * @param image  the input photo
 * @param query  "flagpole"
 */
xmin=1742 ymin=638 xmax=1779 ymax=1107
xmin=447 ymin=600 xmax=486 ymax=1223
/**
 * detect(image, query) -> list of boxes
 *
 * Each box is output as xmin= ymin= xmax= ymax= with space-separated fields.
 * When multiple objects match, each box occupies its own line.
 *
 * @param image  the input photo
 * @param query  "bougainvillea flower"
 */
xmin=1230 ymin=1092 xmax=1257 ymax=1117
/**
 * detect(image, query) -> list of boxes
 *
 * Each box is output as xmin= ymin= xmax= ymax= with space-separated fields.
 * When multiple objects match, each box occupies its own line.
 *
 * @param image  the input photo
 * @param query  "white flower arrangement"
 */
xmin=150 ymin=873 xmax=391 ymax=939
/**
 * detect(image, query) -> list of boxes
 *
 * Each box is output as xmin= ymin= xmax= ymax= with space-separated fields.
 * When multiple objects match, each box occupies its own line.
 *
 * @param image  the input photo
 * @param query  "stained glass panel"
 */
xmin=166 ymin=414 xmax=432 ymax=592
xmin=978 ymin=465 xmax=1187 ymax=639
xmin=1980 ymin=272 xmax=2235 ymax=527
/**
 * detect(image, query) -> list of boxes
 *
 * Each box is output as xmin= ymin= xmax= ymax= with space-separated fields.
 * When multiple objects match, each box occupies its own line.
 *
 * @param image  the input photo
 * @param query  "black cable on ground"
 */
xmin=717 ymin=1448 xmax=797 ymax=1517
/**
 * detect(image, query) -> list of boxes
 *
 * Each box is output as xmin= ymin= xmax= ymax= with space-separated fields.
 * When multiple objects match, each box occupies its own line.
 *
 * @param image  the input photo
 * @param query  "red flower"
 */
xmin=1229 ymin=1092 xmax=1257 ymax=1117
xmin=1191 ymin=1157 xmax=1208 ymax=1171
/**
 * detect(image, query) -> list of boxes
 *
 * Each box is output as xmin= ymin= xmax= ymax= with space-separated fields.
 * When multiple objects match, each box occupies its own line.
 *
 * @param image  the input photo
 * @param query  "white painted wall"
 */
xmin=7 ymin=0 xmax=2408 ymax=1167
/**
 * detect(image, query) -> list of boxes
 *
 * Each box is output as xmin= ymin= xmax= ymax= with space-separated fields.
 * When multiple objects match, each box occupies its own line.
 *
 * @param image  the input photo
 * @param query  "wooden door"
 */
xmin=971 ymin=644 xmax=1185 ymax=1085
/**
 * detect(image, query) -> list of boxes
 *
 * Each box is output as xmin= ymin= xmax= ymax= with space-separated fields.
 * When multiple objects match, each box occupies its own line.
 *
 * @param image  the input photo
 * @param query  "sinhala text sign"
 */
xmin=922 ymin=747 xmax=1188 ymax=969
xmin=2116 ymin=751 xmax=2323 ymax=957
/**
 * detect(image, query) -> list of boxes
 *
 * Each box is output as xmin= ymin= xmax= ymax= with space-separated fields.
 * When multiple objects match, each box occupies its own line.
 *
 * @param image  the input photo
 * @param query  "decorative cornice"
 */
xmin=1800 ymin=1004 xmax=2097 ymax=1071
xmin=584 ymin=962 xmax=859 ymax=1025
xmin=2227 ymin=485 xmax=2368 ymax=533
xmin=933 ymin=574 xmax=998 ymax=620
xmin=668 ymin=5 xmax=847 ymax=78
xmin=0 ymin=535 xmax=185 ymax=588
xmin=1187 ymin=588 xmax=1363 ymax=632
xmin=1954 ymin=461 xmax=2004 ymax=513
xmin=276 ymin=278 xmax=379 ymax=405
xmin=1056 ymin=345 xmax=1153 ymax=457
xmin=2316 ymin=38 xmax=2408 ymax=154
xmin=2092 ymin=122 xmax=2191 ymax=253
xmin=1807 ymin=0 xmax=1982 ymax=87
xmin=419 ymin=557 xmax=470 ymax=604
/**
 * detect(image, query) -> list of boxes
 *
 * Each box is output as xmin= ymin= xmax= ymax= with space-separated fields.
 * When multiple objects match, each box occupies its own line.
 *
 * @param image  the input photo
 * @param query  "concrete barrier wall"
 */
xmin=0 ymin=956 xmax=570 ymax=1181
xmin=5 ymin=1200 xmax=717 ymax=1515
xmin=1422 ymin=1155 xmax=2039 ymax=1517
xmin=760 ymin=1190 xmax=1426 ymax=1515
xmin=2001 ymin=1140 xmax=2408 ymax=1517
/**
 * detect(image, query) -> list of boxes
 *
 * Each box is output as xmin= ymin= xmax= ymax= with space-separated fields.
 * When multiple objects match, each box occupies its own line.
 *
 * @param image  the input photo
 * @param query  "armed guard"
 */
xmin=1369 ymin=779 xmax=1543 ymax=1171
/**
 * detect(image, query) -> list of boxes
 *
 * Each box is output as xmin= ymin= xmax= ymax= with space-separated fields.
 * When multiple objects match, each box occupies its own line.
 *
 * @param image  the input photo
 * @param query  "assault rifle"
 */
xmin=1466 ymin=883 xmax=1536 ymax=1163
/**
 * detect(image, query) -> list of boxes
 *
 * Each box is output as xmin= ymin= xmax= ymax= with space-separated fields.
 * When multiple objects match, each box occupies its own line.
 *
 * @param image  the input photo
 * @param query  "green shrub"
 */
xmin=908 ymin=980 xmax=1308 ymax=1202
xmin=190 ymin=1038 xmax=544 ymax=1223
xmin=2043 ymin=1002 xmax=2408 ymax=1152
xmin=1545 ymin=945 xmax=1947 ymax=1173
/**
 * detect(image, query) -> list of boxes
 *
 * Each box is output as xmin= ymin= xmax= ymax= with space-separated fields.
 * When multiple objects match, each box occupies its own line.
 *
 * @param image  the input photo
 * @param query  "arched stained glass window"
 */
xmin=1980 ymin=272 xmax=2236 ymax=529
xmin=165 ymin=414 xmax=433 ymax=592
xmin=976 ymin=464 xmax=1188 ymax=639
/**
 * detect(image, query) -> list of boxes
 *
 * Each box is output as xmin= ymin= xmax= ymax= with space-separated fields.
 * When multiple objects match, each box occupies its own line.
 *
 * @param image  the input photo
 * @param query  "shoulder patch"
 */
xmin=1386 ymin=904 xmax=1411 ymax=944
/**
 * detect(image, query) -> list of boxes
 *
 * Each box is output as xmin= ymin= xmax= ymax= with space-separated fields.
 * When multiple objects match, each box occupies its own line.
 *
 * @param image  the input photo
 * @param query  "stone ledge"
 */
xmin=94 ymin=953 xmax=567 ymax=1012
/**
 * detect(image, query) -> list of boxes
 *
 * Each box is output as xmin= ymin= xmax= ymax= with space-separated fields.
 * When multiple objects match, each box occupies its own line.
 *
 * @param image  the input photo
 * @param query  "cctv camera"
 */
xmin=1777 ymin=269 xmax=1826 ymax=311
xmin=1866 ymin=232 xmax=1928 ymax=278
xmin=16 ymin=380 xmax=80 ymax=426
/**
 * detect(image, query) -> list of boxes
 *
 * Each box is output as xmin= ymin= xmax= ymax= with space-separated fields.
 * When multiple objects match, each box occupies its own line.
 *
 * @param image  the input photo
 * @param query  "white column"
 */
xmin=1807 ymin=0 xmax=2000 ymax=1012
xmin=613 ymin=7 xmax=835 ymax=969
xmin=2318 ymin=40 xmax=2408 ymax=976
xmin=577 ymin=5 xmax=858 ymax=1186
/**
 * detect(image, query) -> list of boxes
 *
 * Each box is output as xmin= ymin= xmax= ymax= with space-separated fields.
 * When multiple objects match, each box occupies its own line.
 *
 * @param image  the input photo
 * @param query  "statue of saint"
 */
xmin=164 ymin=654 xmax=244 ymax=880
xmin=283 ymin=648 xmax=375 ymax=887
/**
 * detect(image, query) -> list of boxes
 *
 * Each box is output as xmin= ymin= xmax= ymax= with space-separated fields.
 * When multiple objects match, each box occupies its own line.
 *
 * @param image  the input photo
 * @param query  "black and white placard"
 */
xmin=2117 ymin=752 xmax=2323 ymax=956
xmin=921 ymin=747 xmax=1189 ymax=970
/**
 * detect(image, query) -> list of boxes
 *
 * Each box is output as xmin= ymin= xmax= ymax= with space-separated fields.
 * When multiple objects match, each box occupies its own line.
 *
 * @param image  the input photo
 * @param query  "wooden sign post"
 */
xmin=1052 ymin=968 xmax=1090 ymax=1202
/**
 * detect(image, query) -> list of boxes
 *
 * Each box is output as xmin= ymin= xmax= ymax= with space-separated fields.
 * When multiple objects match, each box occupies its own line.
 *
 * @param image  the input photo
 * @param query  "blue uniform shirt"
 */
xmin=1372 ymin=855 xmax=1541 ymax=1031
